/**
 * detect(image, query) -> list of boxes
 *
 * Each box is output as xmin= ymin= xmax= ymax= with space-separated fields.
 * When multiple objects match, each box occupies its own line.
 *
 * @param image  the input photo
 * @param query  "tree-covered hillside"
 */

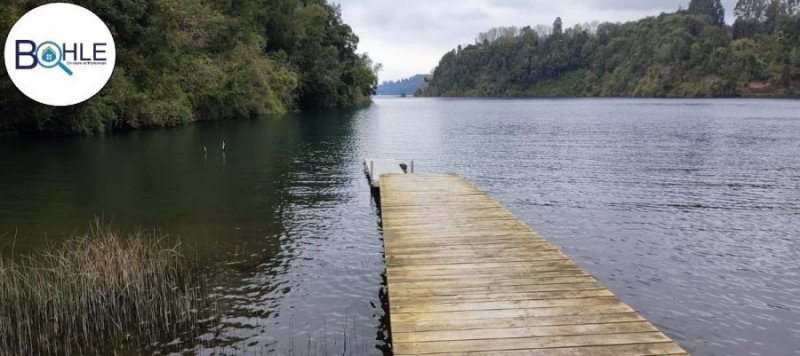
xmin=422 ymin=0 xmax=800 ymax=98
xmin=377 ymin=74 xmax=426 ymax=95
xmin=0 ymin=0 xmax=379 ymax=135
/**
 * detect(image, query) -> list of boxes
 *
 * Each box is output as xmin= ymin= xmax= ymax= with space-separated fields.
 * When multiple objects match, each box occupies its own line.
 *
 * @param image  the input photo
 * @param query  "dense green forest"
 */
xmin=422 ymin=0 xmax=800 ymax=98
xmin=0 ymin=0 xmax=379 ymax=135
xmin=376 ymin=74 xmax=426 ymax=95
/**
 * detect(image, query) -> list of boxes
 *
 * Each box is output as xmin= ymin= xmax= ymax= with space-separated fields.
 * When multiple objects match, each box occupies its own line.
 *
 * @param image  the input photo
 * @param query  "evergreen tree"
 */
xmin=553 ymin=17 xmax=563 ymax=35
xmin=689 ymin=0 xmax=726 ymax=25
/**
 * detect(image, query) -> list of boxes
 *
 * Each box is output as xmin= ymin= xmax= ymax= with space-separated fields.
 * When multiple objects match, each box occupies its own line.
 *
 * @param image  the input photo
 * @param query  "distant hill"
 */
xmin=377 ymin=74 xmax=427 ymax=95
xmin=421 ymin=0 xmax=800 ymax=98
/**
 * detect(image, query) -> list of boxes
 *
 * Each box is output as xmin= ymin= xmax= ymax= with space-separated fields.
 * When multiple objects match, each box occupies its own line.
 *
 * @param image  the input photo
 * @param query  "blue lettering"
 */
xmin=79 ymin=43 xmax=91 ymax=61
xmin=15 ymin=40 xmax=37 ymax=69
xmin=93 ymin=43 xmax=107 ymax=61
xmin=63 ymin=43 xmax=77 ymax=61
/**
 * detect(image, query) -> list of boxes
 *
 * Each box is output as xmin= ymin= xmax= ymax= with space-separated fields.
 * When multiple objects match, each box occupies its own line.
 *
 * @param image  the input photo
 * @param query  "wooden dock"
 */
xmin=379 ymin=173 xmax=687 ymax=355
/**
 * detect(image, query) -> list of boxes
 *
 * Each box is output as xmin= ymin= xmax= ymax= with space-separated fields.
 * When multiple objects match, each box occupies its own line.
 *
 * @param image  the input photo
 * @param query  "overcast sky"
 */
xmin=334 ymin=0 xmax=738 ymax=82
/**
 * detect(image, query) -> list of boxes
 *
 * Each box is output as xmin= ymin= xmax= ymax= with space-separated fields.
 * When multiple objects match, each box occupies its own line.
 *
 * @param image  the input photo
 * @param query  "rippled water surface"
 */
xmin=1 ymin=98 xmax=799 ymax=355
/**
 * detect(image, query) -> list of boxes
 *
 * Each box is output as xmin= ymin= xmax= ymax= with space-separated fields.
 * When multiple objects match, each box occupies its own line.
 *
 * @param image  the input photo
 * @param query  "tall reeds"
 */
xmin=0 ymin=220 xmax=211 ymax=355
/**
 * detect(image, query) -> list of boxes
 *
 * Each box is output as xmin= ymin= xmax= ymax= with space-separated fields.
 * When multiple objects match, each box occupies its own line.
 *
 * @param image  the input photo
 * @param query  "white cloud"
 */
xmin=334 ymin=0 xmax=738 ymax=81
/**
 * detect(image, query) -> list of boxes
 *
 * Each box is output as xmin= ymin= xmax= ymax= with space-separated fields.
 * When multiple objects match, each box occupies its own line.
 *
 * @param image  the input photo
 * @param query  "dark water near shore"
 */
xmin=1 ymin=98 xmax=800 ymax=355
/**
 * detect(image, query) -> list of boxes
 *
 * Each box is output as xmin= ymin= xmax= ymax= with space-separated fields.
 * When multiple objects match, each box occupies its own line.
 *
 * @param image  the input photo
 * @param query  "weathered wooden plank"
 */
xmin=387 ymin=262 xmax=582 ymax=278
xmin=386 ymin=245 xmax=559 ymax=257
xmin=393 ymin=332 xmax=674 ymax=354
xmin=379 ymin=174 xmax=687 ymax=355
xmin=392 ymin=321 xmax=658 ymax=343
xmin=382 ymin=219 xmax=532 ymax=231
xmin=386 ymin=241 xmax=553 ymax=252
xmin=386 ymin=250 xmax=566 ymax=264
xmin=382 ymin=216 xmax=519 ymax=226
xmin=383 ymin=229 xmax=543 ymax=240
xmin=388 ymin=277 xmax=598 ymax=292
xmin=386 ymin=247 xmax=561 ymax=260
xmin=388 ymin=290 xmax=614 ymax=306
xmin=386 ymin=255 xmax=572 ymax=267
xmin=390 ymin=303 xmax=636 ymax=323
xmin=382 ymin=230 xmax=541 ymax=242
xmin=380 ymin=200 xmax=503 ymax=209
xmin=386 ymin=242 xmax=557 ymax=254
xmin=388 ymin=283 xmax=609 ymax=298
xmin=382 ymin=214 xmax=515 ymax=223
xmin=384 ymin=235 xmax=545 ymax=247
xmin=420 ymin=342 xmax=687 ymax=356
xmin=390 ymin=297 xmax=624 ymax=314
xmin=388 ymin=270 xmax=588 ymax=284
xmin=380 ymin=205 xmax=506 ymax=213
xmin=391 ymin=312 xmax=647 ymax=333
xmin=386 ymin=249 xmax=570 ymax=262
xmin=386 ymin=260 xmax=579 ymax=272
xmin=383 ymin=233 xmax=548 ymax=245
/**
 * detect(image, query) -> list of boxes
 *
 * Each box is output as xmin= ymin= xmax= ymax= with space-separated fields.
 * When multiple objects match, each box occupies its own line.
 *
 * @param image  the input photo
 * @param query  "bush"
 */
xmin=0 ymin=221 xmax=211 ymax=355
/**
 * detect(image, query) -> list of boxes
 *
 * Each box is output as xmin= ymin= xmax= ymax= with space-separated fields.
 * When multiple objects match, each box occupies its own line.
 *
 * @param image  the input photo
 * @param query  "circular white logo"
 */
xmin=3 ymin=3 xmax=116 ymax=106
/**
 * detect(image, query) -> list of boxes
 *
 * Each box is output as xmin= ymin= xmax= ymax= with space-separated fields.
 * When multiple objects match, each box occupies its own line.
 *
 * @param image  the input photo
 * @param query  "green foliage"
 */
xmin=0 ymin=0 xmax=377 ymax=135
xmin=523 ymin=70 xmax=590 ymax=97
xmin=689 ymin=0 xmax=726 ymax=25
xmin=736 ymin=0 xmax=770 ymax=20
xmin=733 ymin=0 xmax=799 ymax=36
xmin=422 ymin=3 xmax=800 ymax=99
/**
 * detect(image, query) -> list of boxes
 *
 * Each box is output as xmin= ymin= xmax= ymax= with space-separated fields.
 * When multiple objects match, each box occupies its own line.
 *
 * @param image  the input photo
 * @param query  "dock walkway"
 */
xmin=364 ymin=159 xmax=409 ymax=189
xmin=379 ymin=173 xmax=687 ymax=355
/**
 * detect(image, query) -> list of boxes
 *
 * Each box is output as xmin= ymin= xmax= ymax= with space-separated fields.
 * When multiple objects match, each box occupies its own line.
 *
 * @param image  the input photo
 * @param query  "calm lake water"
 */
xmin=1 ymin=98 xmax=799 ymax=355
